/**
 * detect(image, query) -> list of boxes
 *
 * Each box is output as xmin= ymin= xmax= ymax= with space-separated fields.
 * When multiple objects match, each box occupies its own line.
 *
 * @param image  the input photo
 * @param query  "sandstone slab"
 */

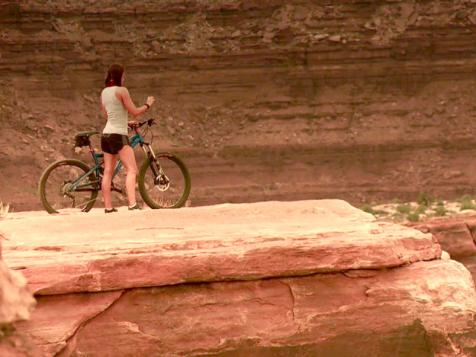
xmin=0 ymin=200 xmax=441 ymax=295
xmin=15 ymin=259 xmax=476 ymax=356
xmin=411 ymin=216 xmax=476 ymax=258
xmin=4 ymin=200 xmax=475 ymax=355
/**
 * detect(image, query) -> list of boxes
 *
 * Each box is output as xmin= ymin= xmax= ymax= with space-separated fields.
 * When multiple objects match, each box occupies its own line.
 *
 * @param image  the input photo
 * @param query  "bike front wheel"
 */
xmin=138 ymin=153 xmax=191 ymax=209
xmin=38 ymin=159 xmax=99 ymax=214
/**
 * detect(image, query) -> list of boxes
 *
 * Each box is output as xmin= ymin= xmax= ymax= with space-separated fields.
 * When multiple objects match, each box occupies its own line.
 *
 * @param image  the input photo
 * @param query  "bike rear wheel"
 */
xmin=38 ymin=159 xmax=99 ymax=214
xmin=138 ymin=153 xmax=191 ymax=209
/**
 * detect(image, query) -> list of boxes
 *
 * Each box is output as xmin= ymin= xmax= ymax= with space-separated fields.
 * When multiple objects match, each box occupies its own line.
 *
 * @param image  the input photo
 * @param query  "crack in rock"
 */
xmin=53 ymin=290 xmax=126 ymax=357
xmin=279 ymin=281 xmax=295 ymax=321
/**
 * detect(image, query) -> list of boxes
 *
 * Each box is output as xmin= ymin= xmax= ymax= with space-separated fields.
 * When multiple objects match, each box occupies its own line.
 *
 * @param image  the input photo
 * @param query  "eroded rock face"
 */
xmin=1 ymin=200 xmax=475 ymax=355
xmin=13 ymin=260 xmax=476 ymax=356
xmin=2 ymin=1 xmax=476 ymax=210
xmin=16 ymin=292 xmax=122 ymax=356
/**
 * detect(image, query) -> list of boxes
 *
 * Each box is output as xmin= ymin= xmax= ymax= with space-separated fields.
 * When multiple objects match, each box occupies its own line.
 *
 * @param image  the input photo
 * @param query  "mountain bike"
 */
xmin=38 ymin=119 xmax=191 ymax=214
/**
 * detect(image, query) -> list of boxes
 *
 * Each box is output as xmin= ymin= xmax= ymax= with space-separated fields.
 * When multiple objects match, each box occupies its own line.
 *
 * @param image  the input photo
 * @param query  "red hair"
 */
xmin=105 ymin=64 xmax=124 ymax=87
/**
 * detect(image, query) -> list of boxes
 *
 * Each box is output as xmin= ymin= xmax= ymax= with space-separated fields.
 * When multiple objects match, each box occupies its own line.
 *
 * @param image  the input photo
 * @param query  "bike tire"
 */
xmin=38 ymin=159 xmax=98 ymax=214
xmin=138 ymin=153 xmax=191 ymax=209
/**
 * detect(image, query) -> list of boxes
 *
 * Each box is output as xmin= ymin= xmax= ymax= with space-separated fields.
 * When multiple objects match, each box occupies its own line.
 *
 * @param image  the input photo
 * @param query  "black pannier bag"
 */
xmin=74 ymin=134 xmax=91 ymax=147
xmin=74 ymin=131 xmax=98 ymax=148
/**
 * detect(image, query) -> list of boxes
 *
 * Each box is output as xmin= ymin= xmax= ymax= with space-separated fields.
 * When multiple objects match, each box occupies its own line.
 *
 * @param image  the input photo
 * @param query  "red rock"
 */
xmin=1 ymin=200 xmax=440 ymax=295
xmin=15 ymin=291 xmax=122 ymax=356
xmin=15 ymin=260 xmax=476 ymax=356
xmin=411 ymin=217 xmax=476 ymax=258
xmin=2 ymin=200 xmax=474 ymax=355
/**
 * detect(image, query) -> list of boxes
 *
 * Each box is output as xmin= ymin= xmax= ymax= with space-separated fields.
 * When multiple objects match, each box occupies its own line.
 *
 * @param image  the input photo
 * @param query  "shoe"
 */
xmin=128 ymin=203 xmax=141 ymax=211
xmin=105 ymin=208 xmax=118 ymax=214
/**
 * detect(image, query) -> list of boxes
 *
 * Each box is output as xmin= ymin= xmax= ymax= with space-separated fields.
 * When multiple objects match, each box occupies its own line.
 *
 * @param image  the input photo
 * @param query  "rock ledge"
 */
xmin=1 ymin=200 xmax=441 ymax=295
xmin=1 ymin=200 xmax=475 ymax=356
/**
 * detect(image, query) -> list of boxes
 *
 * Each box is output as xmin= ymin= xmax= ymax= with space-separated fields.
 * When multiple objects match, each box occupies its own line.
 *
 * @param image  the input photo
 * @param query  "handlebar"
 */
xmin=128 ymin=118 xmax=156 ymax=130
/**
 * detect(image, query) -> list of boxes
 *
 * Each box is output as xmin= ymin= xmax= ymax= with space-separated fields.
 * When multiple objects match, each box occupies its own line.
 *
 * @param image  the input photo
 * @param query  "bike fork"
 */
xmin=142 ymin=145 xmax=161 ymax=177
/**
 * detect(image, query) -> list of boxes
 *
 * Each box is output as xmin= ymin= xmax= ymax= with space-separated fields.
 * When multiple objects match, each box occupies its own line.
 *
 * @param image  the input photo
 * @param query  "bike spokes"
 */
xmin=42 ymin=163 xmax=97 ymax=213
xmin=141 ymin=156 xmax=189 ymax=208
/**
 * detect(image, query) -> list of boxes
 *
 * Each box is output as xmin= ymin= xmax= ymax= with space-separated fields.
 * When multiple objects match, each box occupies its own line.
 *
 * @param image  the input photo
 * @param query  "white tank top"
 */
xmin=101 ymin=86 xmax=128 ymax=135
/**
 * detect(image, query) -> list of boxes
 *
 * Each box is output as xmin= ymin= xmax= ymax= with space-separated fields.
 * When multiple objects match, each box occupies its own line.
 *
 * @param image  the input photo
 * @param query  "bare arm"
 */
xmin=116 ymin=87 xmax=155 ymax=117
xmin=101 ymin=103 xmax=108 ymax=120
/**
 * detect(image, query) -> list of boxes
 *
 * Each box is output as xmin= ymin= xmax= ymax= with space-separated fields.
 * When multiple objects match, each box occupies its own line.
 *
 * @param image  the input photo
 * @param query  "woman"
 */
xmin=100 ymin=64 xmax=155 ymax=213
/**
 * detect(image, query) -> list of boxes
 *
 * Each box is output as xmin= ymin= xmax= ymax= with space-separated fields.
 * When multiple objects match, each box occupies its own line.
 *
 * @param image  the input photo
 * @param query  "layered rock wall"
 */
xmin=1 ymin=1 xmax=476 ymax=210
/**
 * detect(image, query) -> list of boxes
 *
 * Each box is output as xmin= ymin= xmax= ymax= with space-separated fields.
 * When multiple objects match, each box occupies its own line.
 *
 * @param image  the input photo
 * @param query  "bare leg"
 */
xmin=118 ymin=145 xmax=138 ymax=206
xmin=101 ymin=153 xmax=118 ymax=209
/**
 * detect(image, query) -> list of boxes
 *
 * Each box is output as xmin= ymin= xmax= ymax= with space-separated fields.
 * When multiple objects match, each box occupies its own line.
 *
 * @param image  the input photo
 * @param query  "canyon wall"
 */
xmin=1 ymin=1 xmax=476 ymax=210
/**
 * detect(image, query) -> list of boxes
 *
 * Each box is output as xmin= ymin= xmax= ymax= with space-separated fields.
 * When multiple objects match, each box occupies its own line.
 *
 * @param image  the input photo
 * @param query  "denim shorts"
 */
xmin=100 ymin=134 xmax=129 ymax=155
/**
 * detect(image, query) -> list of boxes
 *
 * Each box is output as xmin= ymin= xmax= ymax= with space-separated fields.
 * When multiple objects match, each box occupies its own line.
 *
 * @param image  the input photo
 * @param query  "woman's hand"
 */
xmin=117 ymin=87 xmax=156 ymax=116
xmin=146 ymin=96 xmax=155 ymax=107
xmin=128 ymin=120 xmax=139 ymax=128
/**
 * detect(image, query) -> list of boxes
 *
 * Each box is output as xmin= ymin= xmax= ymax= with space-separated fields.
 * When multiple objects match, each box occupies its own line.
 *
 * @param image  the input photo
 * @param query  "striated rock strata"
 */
xmin=2 ymin=1 xmax=476 ymax=210
xmin=1 ymin=200 xmax=475 ymax=356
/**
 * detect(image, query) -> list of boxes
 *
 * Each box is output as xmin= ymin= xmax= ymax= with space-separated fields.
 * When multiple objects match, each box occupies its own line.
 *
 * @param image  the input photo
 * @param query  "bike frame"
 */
xmin=70 ymin=131 xmax=155 ymax=193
